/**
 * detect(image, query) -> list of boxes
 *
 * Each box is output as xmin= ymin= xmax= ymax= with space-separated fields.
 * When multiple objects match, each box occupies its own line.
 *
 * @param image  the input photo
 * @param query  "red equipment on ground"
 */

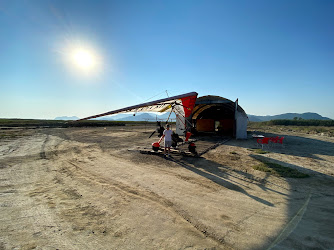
xmin=152 ymin=142 xmax=160 ymax=152
xmin=277 ymin=137 xmax=284 ymax=146
xmin=257 ymin=137 xmax=270 ymax=149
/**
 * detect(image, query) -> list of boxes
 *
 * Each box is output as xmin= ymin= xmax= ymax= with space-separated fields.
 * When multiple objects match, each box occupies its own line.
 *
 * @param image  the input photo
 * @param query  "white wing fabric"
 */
xmin=77 ymin=92 xmax=198 ymax=121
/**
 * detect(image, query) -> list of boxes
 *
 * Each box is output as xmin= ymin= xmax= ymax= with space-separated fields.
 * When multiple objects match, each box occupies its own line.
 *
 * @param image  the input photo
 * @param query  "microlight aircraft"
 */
xmin=76 ymin=92 xmax=198 ymax=154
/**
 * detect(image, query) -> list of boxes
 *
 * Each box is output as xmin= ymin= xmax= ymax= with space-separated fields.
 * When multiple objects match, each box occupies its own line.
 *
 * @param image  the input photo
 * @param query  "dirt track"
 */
xmin=1 ymin=125 xmax=334 ymax=249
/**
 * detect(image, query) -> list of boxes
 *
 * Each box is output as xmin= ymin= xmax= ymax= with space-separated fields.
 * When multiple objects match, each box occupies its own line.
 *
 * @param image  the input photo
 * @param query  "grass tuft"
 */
xmin=248 ymin=148 xmax=268 ymax=154
xmin=252 ymin=161 xmax=309 ymax=178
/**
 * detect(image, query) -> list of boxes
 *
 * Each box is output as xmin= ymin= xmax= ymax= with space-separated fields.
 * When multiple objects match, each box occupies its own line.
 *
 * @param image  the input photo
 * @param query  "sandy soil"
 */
xmin=0 ymin=125 xmax=333 ymax=249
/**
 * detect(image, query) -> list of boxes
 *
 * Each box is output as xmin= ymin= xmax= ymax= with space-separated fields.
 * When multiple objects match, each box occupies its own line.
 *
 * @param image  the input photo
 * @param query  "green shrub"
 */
xmin=265 ymin=119 xmax=334 ymax=127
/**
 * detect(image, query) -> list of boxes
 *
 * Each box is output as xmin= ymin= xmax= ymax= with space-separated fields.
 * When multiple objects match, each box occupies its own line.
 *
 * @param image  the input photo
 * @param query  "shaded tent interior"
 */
xmin=190 ymin=96 xmax=248 ymax=139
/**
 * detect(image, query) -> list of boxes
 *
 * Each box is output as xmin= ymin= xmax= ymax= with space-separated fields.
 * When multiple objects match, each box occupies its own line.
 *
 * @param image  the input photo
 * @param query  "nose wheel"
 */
xmin=188 ymin=142 xmax=197 ymax=154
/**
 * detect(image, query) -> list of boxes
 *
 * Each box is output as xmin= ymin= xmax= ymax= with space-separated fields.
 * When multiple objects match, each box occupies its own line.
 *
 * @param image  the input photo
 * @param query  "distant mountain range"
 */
xmin=99 ymin=112 xmax=177 ymax=122
xmin=247 ymin=112 xmax=331 ymax=122
xmin=54 ymin=116 xmax=79 ymax=120
xmin=55 ymin=112 xmax=331 ymax=122
xmin=54 ymin=113 xmax=176 ymax=121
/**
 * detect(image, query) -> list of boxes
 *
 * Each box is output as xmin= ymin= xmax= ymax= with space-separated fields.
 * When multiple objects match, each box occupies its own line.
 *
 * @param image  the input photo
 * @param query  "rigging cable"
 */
xmin=142 ymin=91 xmax=166 ymax=103
xmin=166 ymin=105 xmax=174 ymax=123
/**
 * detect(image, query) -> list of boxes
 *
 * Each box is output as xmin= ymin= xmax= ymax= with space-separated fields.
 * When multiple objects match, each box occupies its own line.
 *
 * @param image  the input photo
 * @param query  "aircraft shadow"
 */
xmin=173 ymin=155 xmax=275 ymax=207
xmin=173 ymin=150 xmax=334 ymax=249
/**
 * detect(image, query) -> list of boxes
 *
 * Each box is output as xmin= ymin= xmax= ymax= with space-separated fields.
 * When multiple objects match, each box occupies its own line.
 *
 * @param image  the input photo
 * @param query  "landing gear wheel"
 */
xmin=188 ymin=142 xmax=196 ymax=154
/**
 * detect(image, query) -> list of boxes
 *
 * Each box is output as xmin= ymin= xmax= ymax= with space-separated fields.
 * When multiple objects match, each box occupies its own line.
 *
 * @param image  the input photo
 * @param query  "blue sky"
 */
xmin=1 ymin=0 xmax=333 ymax=119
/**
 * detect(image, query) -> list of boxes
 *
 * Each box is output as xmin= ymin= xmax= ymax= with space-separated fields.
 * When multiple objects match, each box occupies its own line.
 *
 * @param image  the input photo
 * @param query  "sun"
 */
xmin=59 ymin=40 xmax=104 ymax=77
xmin=71 ymin=48 xmax=97 ymax=71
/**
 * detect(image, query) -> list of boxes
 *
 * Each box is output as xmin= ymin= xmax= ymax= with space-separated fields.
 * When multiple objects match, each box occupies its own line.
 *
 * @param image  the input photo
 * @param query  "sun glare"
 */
xmin=71 ymin=48 xmax=97 ymax=70
xmin=59 ymin=39 xmax=104 ymax=78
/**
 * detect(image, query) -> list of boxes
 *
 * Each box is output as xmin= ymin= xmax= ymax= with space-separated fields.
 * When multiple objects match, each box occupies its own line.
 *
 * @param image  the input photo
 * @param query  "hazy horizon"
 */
xmin=1 ymin=111 xmax=332 ymax=121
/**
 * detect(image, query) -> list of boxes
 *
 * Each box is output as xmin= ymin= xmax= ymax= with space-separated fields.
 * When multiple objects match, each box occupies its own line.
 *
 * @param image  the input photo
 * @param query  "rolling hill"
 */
xmin=247 ymin=112 xmax=331 ymax=122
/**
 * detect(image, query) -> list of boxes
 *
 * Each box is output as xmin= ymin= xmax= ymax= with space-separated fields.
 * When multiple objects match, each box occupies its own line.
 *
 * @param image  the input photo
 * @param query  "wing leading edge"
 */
xmin=76 ymin=92 xmax=198 ymax=121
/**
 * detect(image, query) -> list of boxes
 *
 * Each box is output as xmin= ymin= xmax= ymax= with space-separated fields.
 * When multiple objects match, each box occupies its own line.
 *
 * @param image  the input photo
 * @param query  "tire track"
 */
xmin=39 ymin=135 xmax=49 ymax=159
xmin=65 ymin=159 xmax=229 ymax=246
xmin=128 ymin=154 xmax=222 ymax=192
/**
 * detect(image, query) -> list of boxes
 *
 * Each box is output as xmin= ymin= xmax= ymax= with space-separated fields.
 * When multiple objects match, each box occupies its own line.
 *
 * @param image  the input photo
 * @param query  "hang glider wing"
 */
xmin=76 ymin=92 xmax=198 ymax=121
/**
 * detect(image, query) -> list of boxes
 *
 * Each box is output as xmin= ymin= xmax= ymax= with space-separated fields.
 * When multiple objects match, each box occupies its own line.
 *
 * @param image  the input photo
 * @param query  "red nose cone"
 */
xmin=152 ymin=142 xmax=160 ymax=148
xmin=185 ymin=132 xmax=192 ymax=142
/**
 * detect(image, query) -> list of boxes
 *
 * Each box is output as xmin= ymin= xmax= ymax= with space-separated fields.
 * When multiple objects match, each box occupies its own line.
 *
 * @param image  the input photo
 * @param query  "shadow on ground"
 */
xmin=171 ymin=155 xmax=276 ymax=207
xmin=170 ymin=139 xmax=334 ymax=249
xmin=242 ymin=132 xmax=334 ymax=159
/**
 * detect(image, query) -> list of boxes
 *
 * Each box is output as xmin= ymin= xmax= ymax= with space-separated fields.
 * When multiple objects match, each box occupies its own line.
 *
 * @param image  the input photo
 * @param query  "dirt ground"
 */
xmin=0 ymin=124 xmax=333 ymax=249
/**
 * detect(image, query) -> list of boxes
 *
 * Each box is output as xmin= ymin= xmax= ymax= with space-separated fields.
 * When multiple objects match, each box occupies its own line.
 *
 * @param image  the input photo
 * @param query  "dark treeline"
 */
xmin=0 ymin=119 xmax=126 ymax=128
xmin=257 ymin=119 xmax=334 ymax=127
